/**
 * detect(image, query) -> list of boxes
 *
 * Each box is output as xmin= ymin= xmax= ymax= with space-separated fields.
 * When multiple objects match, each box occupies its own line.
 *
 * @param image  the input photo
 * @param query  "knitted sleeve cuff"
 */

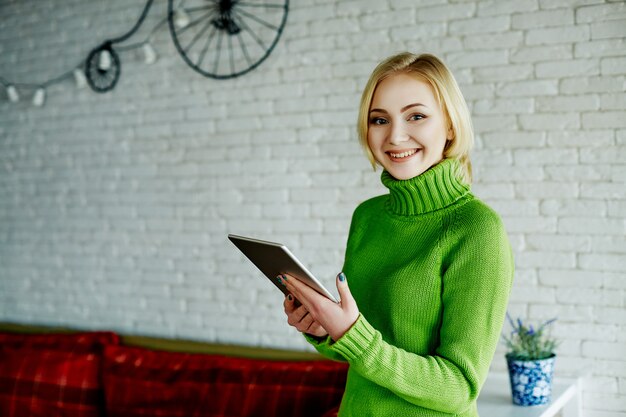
xmin=303 ymin=333 xmax=332 ymax=346
xmin=330 ymin=314 xmax=378 ymax=361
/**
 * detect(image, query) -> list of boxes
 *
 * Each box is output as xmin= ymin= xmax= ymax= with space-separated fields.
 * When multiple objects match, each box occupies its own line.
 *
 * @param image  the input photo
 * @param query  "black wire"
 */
xmin=42 ymin=64 xmax=80 ymax=87
xmin=1 ymin=0 xmax=155 ymax=90
xmin=116 ymin=16 xmax=168 ymax=52
xmin=108 ymin=0 xmax=155 ymax=44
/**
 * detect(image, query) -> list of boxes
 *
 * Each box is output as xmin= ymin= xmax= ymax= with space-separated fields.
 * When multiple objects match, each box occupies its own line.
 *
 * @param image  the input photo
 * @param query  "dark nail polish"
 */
xmin=339 ymin=272 xmax=346 ymax=282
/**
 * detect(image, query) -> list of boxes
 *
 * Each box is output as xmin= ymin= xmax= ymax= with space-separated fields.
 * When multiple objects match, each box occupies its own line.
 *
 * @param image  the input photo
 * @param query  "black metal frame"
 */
xmin=167 ymin=0 xmax=289 ymax=80
xmin=85 ymin=0 xmax=155 ymax=93
xmin=85 ymin=43 xmax=121 ymax=93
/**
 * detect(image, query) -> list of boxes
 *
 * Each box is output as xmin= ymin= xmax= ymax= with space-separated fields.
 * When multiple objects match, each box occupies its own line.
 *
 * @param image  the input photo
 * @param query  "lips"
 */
xmin=387 ymin=148 xmax=420 ymax=160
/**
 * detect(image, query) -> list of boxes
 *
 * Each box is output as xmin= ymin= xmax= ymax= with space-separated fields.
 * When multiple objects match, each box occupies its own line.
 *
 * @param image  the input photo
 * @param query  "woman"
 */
xmin=279 ymin=52 xmax=514 ymax=417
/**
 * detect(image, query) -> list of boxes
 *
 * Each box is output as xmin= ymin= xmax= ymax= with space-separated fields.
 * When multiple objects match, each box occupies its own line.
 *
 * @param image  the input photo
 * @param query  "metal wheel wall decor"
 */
xmin=85 ymin=0 xmax=155 ymax=93
xmin=2 ymin=0 xmax=290 ymax=99
xmin=168 ymin=0 xmax=289 ymax=79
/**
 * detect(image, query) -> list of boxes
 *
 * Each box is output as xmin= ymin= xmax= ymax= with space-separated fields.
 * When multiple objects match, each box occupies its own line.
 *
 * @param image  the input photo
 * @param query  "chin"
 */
xmin=386 ymin=160 xmax=439 ymax=180
xmin=387 ymin=167 xmax=424 ymax=180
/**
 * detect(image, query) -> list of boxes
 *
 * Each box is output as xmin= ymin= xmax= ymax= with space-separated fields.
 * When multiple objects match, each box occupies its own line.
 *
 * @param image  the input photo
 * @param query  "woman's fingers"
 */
xmin=284 ymin=295 xmax=328 ymax=337
xmin=305 ymin=322 xmax=328 ymax=338
xmin=281 ymin=272 xmax=360 ymax=341
xmin=287 ymin=304 xmax=307 ymax=326
xmin=283 ymin=286 xmax=329 ymax=338
xmin=336 ymin=272 xmax=358 ymax=315
xmin=280 ymin=274 xmax=320 ymax=311
xmin=283 ymin=294 xmax=295 ymax=313
xmin=296 ymin=311 xmax=315 ymax=331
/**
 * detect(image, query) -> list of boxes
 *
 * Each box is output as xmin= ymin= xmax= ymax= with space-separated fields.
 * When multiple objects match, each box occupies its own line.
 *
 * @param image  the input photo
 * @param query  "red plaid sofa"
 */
xmin=0 ymin=323 xmax=347 ymax=417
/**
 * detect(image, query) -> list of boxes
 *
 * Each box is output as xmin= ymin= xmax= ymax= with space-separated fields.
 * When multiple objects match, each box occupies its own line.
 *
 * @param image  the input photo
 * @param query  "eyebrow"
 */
xmin=369 ymin=103 xmax=428 ymax=114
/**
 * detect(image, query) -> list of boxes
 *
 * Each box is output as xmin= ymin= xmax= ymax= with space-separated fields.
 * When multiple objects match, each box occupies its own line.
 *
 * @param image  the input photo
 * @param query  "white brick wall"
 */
xmin=1 ymin=0 xmax=625 ymax=415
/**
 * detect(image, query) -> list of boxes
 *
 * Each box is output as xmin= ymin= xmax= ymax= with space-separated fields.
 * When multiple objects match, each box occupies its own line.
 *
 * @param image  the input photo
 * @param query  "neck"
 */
xmin=381 ymin=159 xmax=470 ymax=216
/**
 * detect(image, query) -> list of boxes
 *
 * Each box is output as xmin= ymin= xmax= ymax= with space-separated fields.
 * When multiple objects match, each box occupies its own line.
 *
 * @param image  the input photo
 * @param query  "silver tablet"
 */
xmin=228 ymin=234 xmax=338 ymax=303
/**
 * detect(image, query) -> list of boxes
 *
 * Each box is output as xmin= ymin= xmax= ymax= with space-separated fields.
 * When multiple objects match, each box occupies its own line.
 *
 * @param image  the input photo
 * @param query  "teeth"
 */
xmin=390 ymin=149 xmax=418 ymax=158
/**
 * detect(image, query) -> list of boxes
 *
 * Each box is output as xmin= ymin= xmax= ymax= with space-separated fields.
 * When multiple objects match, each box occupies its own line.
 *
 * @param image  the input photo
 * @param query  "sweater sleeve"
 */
xmin=327 ymin=207 xmax=514 ymax=414
xmin=303 ymin=334 xmax=349 ymax=362
xmin=301 ymin=200 xmax=368 ymax=362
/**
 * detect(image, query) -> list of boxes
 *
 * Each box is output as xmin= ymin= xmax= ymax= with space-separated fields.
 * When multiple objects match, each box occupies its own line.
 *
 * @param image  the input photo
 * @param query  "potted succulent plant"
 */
xmin=503 ymin=314 xmax=559 ymax=406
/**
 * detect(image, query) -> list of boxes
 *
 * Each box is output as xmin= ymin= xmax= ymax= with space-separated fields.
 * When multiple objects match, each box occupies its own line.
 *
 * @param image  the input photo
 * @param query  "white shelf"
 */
xmin=478 ymin=373 xmax=581 ymax=417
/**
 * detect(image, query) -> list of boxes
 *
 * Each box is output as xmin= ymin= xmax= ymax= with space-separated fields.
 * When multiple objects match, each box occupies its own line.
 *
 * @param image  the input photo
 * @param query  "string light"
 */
xmin=143 ymin=43 xmax=157 ymax=64
xmin=2 ymin=0 xmax=290 ymax=104
xmin=1 ymin=0 xmax=158 ymax=106
xmin=98 ymin=49 xmax=113 ymax=71
xmin=6 ymin=85 xmax=19 ymax=103
xmin=173 ymin=7 xmax=190 ymax=29
xmin=32 ymin=88 xmax=46 ymax=107
xmin=73 ymin=69 xmax=87 ymax=88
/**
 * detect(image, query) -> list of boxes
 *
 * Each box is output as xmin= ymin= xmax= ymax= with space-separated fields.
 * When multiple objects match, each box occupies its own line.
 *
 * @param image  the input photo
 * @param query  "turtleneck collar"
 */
xmin=381 ymin=158 xmax=471 ymax=216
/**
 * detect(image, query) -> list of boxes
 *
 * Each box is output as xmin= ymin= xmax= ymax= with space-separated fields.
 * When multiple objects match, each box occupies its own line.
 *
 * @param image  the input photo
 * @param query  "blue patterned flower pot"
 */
xmin=506 ymin=354 xmax=556 ymax=406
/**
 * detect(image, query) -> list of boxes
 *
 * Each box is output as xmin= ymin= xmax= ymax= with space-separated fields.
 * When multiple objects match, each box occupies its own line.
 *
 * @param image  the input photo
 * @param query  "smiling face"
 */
xmin=367 ymin=72 xmax=451 ymax=180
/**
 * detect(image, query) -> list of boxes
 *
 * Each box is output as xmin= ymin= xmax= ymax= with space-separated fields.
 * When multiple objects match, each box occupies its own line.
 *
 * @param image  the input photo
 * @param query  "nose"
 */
xmin=389 ymin=122 xmax=409 ymax=145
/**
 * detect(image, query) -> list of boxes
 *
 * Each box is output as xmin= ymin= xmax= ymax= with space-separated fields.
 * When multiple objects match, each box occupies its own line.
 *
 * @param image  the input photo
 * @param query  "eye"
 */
xmin=369 ymin=117 xmax=388 ymax=125
xmin=408 ymin=114 xmax=425 ymax=121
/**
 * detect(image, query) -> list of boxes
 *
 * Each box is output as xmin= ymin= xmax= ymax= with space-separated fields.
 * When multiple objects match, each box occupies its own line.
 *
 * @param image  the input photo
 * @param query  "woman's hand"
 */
xmin=280 ymin=272 xmax=360 ymax=342
xmin=283 ymin=295 xmax=329 ymax=338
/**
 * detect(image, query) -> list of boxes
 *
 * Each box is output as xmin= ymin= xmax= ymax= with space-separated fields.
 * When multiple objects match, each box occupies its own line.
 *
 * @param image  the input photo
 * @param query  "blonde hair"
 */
xmin=357 ymin=52 xmax=474 ymax=183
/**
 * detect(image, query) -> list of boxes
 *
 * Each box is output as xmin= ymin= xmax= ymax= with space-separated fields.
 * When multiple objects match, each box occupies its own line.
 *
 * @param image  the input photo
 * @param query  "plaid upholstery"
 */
xmin=0 ymin=349 xmax=103 ymax=417
xmin=0 ymin=331 xmax=119 ymax=417
xmin=103 ymin=344 xmax=348 ymax=417
xmin=0 ymin=331 xmax=119 ymax=352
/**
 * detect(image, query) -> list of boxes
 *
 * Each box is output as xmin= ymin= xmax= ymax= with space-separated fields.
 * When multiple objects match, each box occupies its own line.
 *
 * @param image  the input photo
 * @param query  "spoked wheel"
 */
xmin=85 ymin=43 xmax=122 ymax=93
xmin=167 ymin=0 xmax=289 ymax=79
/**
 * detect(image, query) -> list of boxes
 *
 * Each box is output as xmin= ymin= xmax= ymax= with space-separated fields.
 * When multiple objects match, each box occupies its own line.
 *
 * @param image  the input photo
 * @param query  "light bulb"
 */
xmin=33 ymin=88 xmax=46 ymax=107
xmin=73 ymin=68 xmax=87 ymax=88
xmin=99 ymin=49 xmax=112 ymax=70
xmin=174 ymin=8 xmax=190 ymax=28
xmin=7 ymin=85 xmax=19 ymax=102
xmin=143 ymin=43 xmax=157 ymax=64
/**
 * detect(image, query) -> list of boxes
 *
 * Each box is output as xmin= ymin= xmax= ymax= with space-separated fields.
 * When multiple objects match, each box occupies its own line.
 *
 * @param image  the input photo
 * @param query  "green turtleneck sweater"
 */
xmin=307 ymin=158 xmax=514 ymax=417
